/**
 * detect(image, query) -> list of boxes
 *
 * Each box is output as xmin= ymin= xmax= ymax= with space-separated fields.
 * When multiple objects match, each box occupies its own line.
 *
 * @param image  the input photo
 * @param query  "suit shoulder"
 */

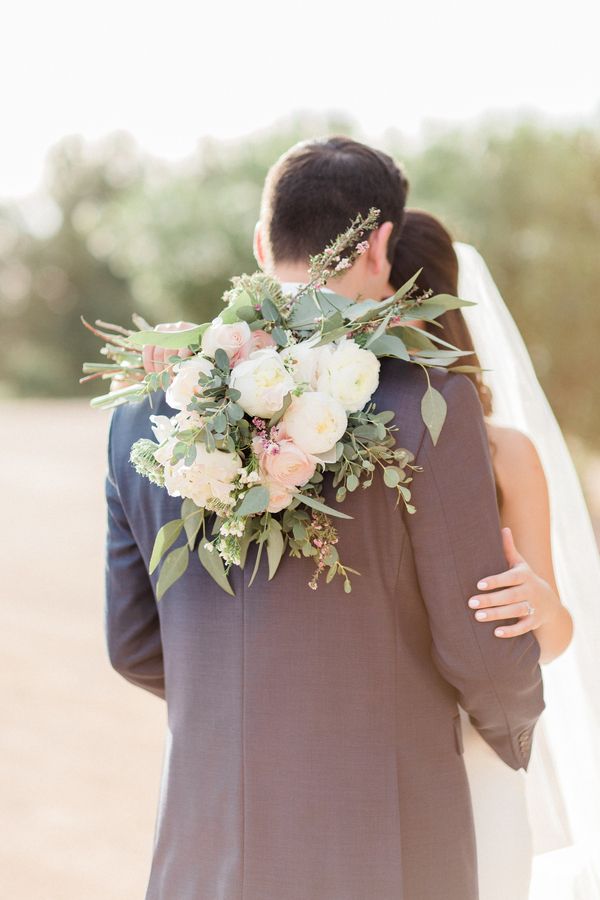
xmin=378 ymin=359 xmax=469 ymax=408
xmin=109 ymin=395 xmax=164 ymax=466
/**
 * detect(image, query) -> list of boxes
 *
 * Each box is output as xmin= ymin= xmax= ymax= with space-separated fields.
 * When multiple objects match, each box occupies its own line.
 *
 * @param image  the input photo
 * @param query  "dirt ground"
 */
xmin=2 ymin=399 xmax=599 ymax=900
xmin=1 ymin=400 xmax=164 ymax=900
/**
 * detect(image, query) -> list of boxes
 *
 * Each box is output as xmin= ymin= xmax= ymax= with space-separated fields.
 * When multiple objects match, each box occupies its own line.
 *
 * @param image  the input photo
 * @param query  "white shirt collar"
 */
xmin=280 ymin=281 xmax=335 ymax=296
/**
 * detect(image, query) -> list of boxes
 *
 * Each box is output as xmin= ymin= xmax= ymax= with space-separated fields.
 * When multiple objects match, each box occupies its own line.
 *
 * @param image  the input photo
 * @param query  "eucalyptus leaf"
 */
xmin=296 ymin=493 xmax=353 ymax=520
xmin=248 ymin=537 xmax=265 ymax=587
xmin=156 ymin=545 xmax=190 ymax=601
xmin=266 ymin=519 xmax=285 ymax=580
xmin=413 ymin=348 xmax=472 ymax=359
xmin=367 ymin=334 xmax=409 ymax=360
xmin=236 ymin=485 xmax=270 ymax=517
xmin=149 ymin=519 xmax=184 ymax=574
xmin=198 ymin=542 xmax=235 ymax=596
xmin=346 ymin=474 xmax=359 ymax=492
xmin=421 ymin=385 xmax=448 ymax=446
xmin=314 ymin=290 xmax=353 ymax=315
xmin=238 ymin=523 xmax=255 ymax=569
xmin=417 ymin=294 xmax=476 ymax=322
xmin=181 ymin=499 xmax=204 ymax=549
xmin=390 ymin=268 xmax=422 ymax=300
xmin=236 ymin=306 xmax=259 ymax=323
xmin=261 ymin=297 xmax=280 ymax=322
xmin=272 ymin=326 xmax=288 ymax=347
xmin=365 ymin=307 xmax=394 ymax=347
xmin=227 ymin=403 xmax=244 ymax=422
xmin=383 ymin=467 xmax=401 ymax=488
xmin=424 ymin=293 xmax=477 ymax=311
xmin=184 ymin=444 xmax=197 ymax=465
xmin=374 ymin=409 xmax=396 ymax=425
xmin=287 ymin=293 xmax=319 ymax=328
xmin=313 ymin=325 xmax=352 ymax=347
xmin=129 ymin=325 xmax=208 ymax=349
xmin=214 ymin=348 xmax=230 ymax=371
xmin=394 ymin=326 xmax=437 ymax=351
xmin=344 ymin=298 xmax=384 ymax=322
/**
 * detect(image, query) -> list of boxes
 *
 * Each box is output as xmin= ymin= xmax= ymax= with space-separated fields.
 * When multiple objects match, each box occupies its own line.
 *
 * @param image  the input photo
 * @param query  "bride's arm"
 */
xmin=468 ymin=427 xmax=573 ymax=664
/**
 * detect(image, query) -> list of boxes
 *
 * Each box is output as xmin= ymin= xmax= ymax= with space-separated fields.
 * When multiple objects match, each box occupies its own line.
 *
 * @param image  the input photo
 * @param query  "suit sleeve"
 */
xmin=405 ymin=372 xmax=544 ymax=769
xmin=104 ymin=410 xmax=166 ymax=700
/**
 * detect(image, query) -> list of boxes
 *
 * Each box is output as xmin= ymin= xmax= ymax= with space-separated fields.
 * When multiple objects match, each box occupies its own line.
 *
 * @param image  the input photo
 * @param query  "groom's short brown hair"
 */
xmin=261 ymin=136 xmax=409 ymax=265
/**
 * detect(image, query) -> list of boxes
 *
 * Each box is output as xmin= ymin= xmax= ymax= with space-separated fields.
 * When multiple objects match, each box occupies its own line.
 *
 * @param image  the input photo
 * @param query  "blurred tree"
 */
xmin=0 ymin=117 xmax=598 ymax=448
xmin=395 ymin=123 xmax=600 ymax=444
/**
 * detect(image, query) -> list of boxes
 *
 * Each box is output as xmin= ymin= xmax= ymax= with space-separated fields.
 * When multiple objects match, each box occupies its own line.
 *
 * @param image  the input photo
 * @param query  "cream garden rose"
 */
xmin=201 ymin=318 xmax=252 ymax=361
xmin=229 ymin=348 xmax=295 ymax=418
xmin=166 ymin=355 xmax=214 ymax=411
xmin=282 ymin=391 xmax=347 ymax=455
xmin=161 ymin=444 xmax=241 ymax=508
xmin=317 ymin=338 xmax=380 ymax=413
xmin=280 ymin=339 xmax=332 ymax=390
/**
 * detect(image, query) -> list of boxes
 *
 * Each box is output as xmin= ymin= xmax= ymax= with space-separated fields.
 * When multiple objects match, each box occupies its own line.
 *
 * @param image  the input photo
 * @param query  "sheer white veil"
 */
xmin=455 ymin=242 xmax=600 ymax=889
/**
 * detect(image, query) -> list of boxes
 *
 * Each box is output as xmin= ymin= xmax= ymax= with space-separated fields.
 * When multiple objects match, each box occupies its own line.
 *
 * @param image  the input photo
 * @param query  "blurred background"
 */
xmin=2 ymin=1 xmax=599 ymax=897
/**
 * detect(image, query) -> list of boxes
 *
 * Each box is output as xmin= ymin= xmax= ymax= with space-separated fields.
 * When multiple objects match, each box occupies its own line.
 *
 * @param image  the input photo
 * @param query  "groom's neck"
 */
xmin=270 ymin=261 xmax=363 ymax=301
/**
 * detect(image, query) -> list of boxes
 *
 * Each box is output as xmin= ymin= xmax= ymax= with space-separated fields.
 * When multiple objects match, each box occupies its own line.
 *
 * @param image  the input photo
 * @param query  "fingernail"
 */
xmin=468 ymin=598 xmax=480 ymax=608
xmin=477 ymin=580 xmax=488 ymax=590
xmin=475 ymin=611 xmax=487 ymax=620
xmin=495 ymin=628 xmax=505 ymax=636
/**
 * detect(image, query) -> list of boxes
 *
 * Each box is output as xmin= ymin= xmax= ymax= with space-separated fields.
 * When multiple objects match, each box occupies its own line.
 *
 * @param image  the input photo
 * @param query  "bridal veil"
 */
xmin=455 ymin=242 xmax=600 ymax=897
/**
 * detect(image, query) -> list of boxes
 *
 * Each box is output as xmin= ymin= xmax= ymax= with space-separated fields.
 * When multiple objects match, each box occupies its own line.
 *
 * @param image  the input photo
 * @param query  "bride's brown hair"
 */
xmin=390 ymin=209 xmax=493 ymax=416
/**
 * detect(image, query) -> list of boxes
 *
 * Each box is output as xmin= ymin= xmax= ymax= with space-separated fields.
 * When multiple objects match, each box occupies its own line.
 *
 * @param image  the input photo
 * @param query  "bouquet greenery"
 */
xmin=82 ymin=209 xmax=475 ymax=597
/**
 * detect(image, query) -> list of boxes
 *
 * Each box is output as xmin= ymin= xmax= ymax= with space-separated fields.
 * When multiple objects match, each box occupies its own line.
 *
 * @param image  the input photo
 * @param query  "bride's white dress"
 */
xmin=460 ymin=708 xmax=533 ymax=900
xmin=455 ymin=243 xmax=600 ymax=900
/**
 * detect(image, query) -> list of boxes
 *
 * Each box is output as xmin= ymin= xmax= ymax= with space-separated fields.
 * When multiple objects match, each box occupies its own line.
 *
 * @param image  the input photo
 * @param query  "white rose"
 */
xmin=229 ymin=348 xmax=295 ymax=419
xmin=317 ymin=338 xmax=380 ymax=413
xmin=149 ymin=414 xmax=172 ymax=444
xmin=201 ymin=317 xmax=252 ymax=360
xmin=282 ymin=391 xmax=347 ymax=455
xmin=166 ymin=355 xmax=214 ymax=411
xmin=163 ymin=445 xmax=241 ymax=509
xmin=280 ymin=340 xmax=332 ymax=389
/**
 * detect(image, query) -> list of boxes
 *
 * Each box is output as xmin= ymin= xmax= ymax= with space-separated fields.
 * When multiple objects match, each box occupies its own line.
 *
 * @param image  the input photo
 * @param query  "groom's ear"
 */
xmin=253 ymin=222 xmax=267 ymax=269
xmin=367 ymin=221 xmax=394 ymax=276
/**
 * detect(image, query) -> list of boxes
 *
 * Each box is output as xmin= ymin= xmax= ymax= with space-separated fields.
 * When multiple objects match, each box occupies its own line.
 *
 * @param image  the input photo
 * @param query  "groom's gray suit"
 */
xmin=105 ymin=358 xmax=544 ymax=900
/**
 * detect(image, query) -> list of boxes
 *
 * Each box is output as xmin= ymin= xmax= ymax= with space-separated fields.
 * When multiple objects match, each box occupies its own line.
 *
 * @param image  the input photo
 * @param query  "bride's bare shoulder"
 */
xmin=485 ymin=423 xmax=547 ymax=496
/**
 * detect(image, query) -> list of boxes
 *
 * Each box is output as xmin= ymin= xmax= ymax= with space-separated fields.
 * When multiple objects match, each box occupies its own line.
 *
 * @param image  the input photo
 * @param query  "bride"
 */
xmin=387 ymin=209 xmax=600 ymax=900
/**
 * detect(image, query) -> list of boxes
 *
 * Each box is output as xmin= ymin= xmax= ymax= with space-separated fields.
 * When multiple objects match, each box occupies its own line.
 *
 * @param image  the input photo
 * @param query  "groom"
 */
xmin=105 ymin=137 xmax=545 ymax=900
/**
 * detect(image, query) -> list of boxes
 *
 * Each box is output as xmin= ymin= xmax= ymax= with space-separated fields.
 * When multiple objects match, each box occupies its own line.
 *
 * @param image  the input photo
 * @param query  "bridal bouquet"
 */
xmin=82 ymin=209 xmax=475 ymax=597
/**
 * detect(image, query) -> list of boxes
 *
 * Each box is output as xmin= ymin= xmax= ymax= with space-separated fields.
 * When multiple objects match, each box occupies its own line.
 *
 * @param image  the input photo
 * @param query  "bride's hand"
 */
xmin=142 ymin=321 xmax=197 ymax=377
xmin=468 ymin=527 xmax=561 ymax=638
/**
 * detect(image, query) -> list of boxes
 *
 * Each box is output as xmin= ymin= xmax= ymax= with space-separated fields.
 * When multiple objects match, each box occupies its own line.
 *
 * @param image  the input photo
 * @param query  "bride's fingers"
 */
xmin=476 ymin=564 xmax=527 ymax=593
xmin=473 ymin=600 xmax=533 ymax=623
xmin=494 ymin=616 xmax=536 ymax=639
xmin=468 ymin=585 xmax=527 ymax=609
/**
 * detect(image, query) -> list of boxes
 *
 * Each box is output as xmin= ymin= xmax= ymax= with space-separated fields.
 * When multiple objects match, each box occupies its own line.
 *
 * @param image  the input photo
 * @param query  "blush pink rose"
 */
xmin=230 ymin=329 xmax=276 ymax=366
xmin=264 ymin=478 xmax=295 ymax=513
xmin=253 ymin=428 xmax=318 ymax=488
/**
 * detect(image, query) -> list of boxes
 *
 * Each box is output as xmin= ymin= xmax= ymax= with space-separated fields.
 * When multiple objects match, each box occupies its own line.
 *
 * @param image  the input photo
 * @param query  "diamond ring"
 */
xmin=526 ymin=602 xmax=535 ymax=617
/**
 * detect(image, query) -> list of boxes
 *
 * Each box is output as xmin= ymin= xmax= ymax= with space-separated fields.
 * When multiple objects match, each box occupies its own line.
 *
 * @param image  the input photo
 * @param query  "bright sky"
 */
xmin=3 ymin=0 xmax=599 ymax=198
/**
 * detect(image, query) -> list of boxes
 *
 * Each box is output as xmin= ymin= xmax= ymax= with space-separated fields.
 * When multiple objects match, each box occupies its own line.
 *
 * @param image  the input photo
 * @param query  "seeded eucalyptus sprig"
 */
xmin=329 ymin=404 xmax=420 ymax=513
